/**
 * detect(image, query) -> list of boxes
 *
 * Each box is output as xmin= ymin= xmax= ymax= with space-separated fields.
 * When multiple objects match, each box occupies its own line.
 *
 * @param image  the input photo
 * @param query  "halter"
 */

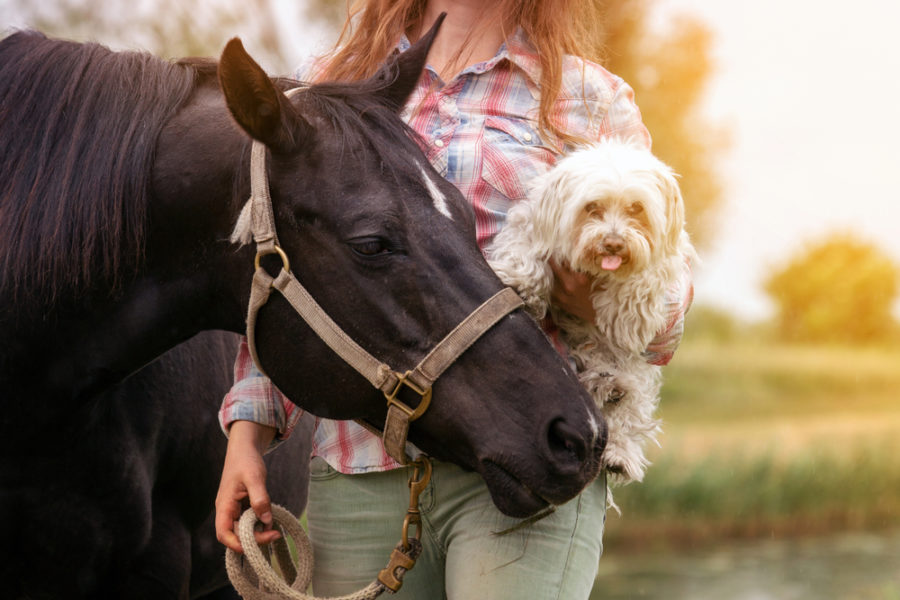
xmin=243 ymin=88 xmax=524 ymax=464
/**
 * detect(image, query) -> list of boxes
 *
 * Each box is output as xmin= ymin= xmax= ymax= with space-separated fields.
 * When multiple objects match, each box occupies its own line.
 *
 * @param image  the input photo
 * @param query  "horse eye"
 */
xmin=349 ymin=238 xmax=391 ymax=257
xmin=627 ymin=203 xmax=643 ymax=215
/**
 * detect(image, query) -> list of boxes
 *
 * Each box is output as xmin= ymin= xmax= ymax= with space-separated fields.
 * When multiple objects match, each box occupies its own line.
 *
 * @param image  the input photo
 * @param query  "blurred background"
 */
xmin=3 ymin=0 xmax=898 ymax=597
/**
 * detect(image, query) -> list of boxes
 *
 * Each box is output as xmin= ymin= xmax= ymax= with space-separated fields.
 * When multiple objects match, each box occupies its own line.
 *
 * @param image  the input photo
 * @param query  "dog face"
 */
xmin=548 ymin=139 xmax=684 ymax=278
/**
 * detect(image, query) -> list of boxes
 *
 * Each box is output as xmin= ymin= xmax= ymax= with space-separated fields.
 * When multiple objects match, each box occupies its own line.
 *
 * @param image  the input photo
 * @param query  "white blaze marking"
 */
xmin=419 ymin=163 xmax=452 ymax=219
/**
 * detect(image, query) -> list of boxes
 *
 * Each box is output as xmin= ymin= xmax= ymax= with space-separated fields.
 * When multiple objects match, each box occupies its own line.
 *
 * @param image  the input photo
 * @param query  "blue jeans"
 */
xmin=307 ymin=457 xmax=606 ymax=599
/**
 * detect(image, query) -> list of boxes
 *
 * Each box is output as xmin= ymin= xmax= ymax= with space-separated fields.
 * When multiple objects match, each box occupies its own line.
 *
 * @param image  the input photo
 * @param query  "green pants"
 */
xmin=307 ymin=456 xmax=607 ymax=599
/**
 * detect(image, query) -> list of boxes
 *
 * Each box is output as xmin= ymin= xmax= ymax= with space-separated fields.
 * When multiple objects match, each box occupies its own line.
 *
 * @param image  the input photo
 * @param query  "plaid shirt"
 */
xmin=219 ymin=30 xmax=692 ymax=473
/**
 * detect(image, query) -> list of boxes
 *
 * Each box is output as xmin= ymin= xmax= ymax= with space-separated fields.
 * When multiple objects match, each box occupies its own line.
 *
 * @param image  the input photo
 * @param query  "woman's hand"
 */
xmin=214 ymin=420 xmax=281 ymax=553
xmin=549 ymin=259 xmax=597 ymax=322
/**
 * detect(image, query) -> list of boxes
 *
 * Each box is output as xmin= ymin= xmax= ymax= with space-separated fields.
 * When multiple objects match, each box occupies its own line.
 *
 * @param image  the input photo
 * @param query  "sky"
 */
xmin=650 ymin=0 xmax=900 ymax=320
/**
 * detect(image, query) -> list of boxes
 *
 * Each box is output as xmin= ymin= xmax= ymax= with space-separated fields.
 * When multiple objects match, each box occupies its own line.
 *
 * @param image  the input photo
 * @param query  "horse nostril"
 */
xmin=546 ymin=418 xmax=588 ymax=468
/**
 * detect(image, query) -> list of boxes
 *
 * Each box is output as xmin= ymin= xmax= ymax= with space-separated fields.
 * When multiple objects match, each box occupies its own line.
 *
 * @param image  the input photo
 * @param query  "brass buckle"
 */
xmin=376 ymin=457 xmax=431 ymax=592
xmin=384 ymin=371 xmax=432 ymax=422
xmin=254 ymin=244 xmax=290 ymax=273
xmin=401 ymin=457 xmax=432 ymax=549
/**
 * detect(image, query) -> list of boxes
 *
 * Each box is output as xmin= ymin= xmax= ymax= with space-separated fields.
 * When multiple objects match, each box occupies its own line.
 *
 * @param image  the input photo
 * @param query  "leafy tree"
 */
xmin=765 ymin=234 xmax=899 ymax=344
xmin=4 ymin=0 xmax=301 ymax=72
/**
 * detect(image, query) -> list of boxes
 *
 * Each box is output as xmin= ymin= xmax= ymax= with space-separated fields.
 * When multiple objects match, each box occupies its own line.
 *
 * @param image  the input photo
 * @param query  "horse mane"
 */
xmin=0 ymin=31 xmax=200 ymax=308
xmin=303 ymin=63 xmax=425 ymax=174
xmin=0 ymin=29 xmax=423 ymax=294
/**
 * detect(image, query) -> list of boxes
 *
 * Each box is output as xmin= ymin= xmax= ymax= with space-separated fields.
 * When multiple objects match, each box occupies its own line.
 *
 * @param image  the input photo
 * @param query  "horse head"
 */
xmin=197 ymin=19 xmax=605 ymax=517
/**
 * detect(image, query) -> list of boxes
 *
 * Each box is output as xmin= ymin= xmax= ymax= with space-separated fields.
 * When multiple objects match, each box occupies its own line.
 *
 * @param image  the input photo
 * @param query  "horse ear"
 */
xmin=218 ymin=38 xmax=310 ymax=153
xmin=374 ymin=12 xmax=446 ymax=111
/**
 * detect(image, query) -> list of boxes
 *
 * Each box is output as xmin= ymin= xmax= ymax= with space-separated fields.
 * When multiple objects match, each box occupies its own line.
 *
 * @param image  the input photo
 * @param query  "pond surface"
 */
xmin=592 ymin=530 xmax=900 ymax=599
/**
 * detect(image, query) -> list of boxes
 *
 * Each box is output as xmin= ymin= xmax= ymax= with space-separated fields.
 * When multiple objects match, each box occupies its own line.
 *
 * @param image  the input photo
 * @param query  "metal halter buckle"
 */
xmin=253 ymin=244 xmax=290 ymax=273
xmin=384 ymin=370 xmax=432 ymax=422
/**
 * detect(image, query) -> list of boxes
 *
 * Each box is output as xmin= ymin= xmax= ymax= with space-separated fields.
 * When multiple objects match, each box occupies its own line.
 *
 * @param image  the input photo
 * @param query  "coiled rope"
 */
xmin=226 ymin=504 xmax=422 ymax=600
xmin=226 ymin=459 xmax=431 ymax=599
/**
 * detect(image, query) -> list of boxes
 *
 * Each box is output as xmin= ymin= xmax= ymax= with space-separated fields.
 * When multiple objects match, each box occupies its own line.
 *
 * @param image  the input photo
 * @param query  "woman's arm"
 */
xmin=214 ymin=419 xmax=281 ymax=552
xmin=218 ymin=337 xmax=306 ymax=447
xmin=643 ymin=258 xmax=695 ymax=366
xmin=215 ymin=338 xmax=306 ymax=552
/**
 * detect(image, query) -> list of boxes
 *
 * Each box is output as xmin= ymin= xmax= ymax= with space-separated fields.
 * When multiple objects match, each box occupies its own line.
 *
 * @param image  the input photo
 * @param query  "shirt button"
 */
xmin=523 ymin=132 xmax=533 ymax=142
xmin=434 ymin=139 xmax=445 ymax=148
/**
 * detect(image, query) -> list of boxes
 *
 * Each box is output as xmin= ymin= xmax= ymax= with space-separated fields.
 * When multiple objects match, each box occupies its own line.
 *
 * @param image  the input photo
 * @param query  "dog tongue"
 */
xmin=601 ymin=255 xmax=623 ymax=271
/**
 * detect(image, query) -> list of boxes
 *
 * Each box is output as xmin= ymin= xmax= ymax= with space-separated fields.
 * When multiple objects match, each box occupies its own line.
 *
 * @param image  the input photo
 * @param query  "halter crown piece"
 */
xmin=243 ymin=87 xmax=524 ymax=465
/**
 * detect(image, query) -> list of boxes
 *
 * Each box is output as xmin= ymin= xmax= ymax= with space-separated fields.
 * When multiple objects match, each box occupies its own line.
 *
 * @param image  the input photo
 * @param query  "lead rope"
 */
xmin=226 ymin=458 xmax=432 ymax=599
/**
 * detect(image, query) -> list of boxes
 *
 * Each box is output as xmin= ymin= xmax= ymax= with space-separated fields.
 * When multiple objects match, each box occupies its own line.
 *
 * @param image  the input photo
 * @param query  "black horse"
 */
xmin=0 ymin=19 xmax=605 ymax=599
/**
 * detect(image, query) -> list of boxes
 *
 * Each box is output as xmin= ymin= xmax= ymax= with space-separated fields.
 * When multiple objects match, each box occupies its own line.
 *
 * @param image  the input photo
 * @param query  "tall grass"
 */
xmin=603 ymin=336 xmax=900 ymax=550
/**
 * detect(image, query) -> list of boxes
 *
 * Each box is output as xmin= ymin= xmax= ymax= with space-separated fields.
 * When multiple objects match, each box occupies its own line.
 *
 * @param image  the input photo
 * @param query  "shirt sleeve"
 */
xmin=596 ymin=78 xmax=652 ymax=149
xmin=218 ymin=337 xmax=307 ymax=449
xmin=642 ymin=257 xmax=695 ymax=366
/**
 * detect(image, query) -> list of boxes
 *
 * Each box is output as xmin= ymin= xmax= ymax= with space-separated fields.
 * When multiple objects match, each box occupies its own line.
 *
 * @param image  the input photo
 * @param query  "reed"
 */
xmin=603 ymin=335 xmax=900 ymax=550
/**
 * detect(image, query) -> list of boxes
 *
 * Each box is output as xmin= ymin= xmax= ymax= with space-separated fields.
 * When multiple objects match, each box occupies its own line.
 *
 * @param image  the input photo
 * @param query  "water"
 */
xmin=592 ymin=530 xmax=900 ymax=599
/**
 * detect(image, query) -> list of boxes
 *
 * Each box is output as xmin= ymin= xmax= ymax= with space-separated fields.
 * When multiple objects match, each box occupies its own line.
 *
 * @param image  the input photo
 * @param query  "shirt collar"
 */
xmin=397 ymin=27 xmax=542 ymax=87
xmin=498 ymin=27 xmax=543 ymax=86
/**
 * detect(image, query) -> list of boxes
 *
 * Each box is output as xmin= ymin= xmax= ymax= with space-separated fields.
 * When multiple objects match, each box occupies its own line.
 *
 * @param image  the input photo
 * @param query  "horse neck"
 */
xmin=5 ymin=242 xmax=247 ymax=405
xmin=6 ymin=89 xmax=253 ymax=404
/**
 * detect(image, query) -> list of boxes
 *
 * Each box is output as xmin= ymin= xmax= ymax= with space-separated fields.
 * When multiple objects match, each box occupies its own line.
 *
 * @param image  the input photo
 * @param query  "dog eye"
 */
xmin=585 ymin=201 xmax=604 ymax=217
xmin=627 ymin=203 xmax=644 ymax=216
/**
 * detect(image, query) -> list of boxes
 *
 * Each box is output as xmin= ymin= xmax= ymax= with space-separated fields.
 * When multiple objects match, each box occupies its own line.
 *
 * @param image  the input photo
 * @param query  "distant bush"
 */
xmin=765 ymin=233 xmax=899 ymax=345
xmin=682 ymin=304 xmax=768 ymax=343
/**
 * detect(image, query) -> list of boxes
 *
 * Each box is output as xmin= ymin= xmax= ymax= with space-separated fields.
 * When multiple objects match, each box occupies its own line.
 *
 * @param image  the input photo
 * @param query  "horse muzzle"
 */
xmin=469 ymin=409 xmax=607 ymax=519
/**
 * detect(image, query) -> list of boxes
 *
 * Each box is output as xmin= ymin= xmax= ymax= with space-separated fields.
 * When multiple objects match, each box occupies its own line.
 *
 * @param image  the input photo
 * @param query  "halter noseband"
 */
xmin=243 ymin=88 xmax=524 ymax=464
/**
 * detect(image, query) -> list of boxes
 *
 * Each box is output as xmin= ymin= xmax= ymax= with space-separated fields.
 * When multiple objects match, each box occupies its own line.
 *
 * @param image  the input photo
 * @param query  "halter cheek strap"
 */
xmin=244 ymin=88 xmax=524 ymax=464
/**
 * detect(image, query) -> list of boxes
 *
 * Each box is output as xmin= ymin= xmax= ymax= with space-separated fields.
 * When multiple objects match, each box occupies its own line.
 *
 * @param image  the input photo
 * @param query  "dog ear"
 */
xmin=529 ymin=169 xmax=571 ymax=255
xmin=656 ymin=167 xmax=685 ymax=255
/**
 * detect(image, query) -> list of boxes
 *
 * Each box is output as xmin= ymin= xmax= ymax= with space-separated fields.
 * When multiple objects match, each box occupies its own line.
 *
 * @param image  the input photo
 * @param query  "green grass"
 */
xmin=603 ymin=337 xmax=900 ymax=549
xmin=659 ymin=339 xmax=900 ymax=422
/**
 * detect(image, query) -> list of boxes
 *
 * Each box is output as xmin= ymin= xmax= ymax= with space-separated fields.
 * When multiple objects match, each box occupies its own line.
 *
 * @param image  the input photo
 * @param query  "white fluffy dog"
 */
xmin=487 ymin=138 xmax=696 ymax=484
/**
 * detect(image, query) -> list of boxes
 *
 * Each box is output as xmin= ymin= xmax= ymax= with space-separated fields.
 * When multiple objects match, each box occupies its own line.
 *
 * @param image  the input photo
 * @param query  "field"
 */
xmin=603 ymin=337 xmax=900 ymax=551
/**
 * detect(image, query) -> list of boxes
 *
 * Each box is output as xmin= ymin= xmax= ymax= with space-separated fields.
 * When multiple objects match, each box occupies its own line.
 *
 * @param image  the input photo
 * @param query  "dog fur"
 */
xmin=487 ymin=138 xmax=696 ymax=484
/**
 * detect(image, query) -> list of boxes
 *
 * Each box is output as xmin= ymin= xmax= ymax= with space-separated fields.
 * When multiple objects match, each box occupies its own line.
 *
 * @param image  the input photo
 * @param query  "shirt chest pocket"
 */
xmin=480 ymin=116 xmax=557 ymax=204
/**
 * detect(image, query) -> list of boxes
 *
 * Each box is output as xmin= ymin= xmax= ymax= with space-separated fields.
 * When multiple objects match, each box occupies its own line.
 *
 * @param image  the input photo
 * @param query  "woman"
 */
xmin=215 ymin=1 xmax=691 ymax=597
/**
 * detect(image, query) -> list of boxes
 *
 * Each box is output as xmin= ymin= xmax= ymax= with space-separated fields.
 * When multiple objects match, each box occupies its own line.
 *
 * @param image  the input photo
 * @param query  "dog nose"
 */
xmin=603 ymin=235 xmax=625 ymax=254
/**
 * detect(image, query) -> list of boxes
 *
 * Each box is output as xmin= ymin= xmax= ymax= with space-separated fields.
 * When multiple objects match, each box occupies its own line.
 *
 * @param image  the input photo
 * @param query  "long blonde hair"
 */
xmin=318 ymin=0 xmax=605 ymax=146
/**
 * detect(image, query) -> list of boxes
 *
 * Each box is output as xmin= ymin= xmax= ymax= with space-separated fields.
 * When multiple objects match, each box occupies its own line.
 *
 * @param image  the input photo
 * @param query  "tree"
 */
xmin=4 ymin=0 xmax=302 ymax=73
xmin=765 ymin=234 xmax=899 ymax=344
